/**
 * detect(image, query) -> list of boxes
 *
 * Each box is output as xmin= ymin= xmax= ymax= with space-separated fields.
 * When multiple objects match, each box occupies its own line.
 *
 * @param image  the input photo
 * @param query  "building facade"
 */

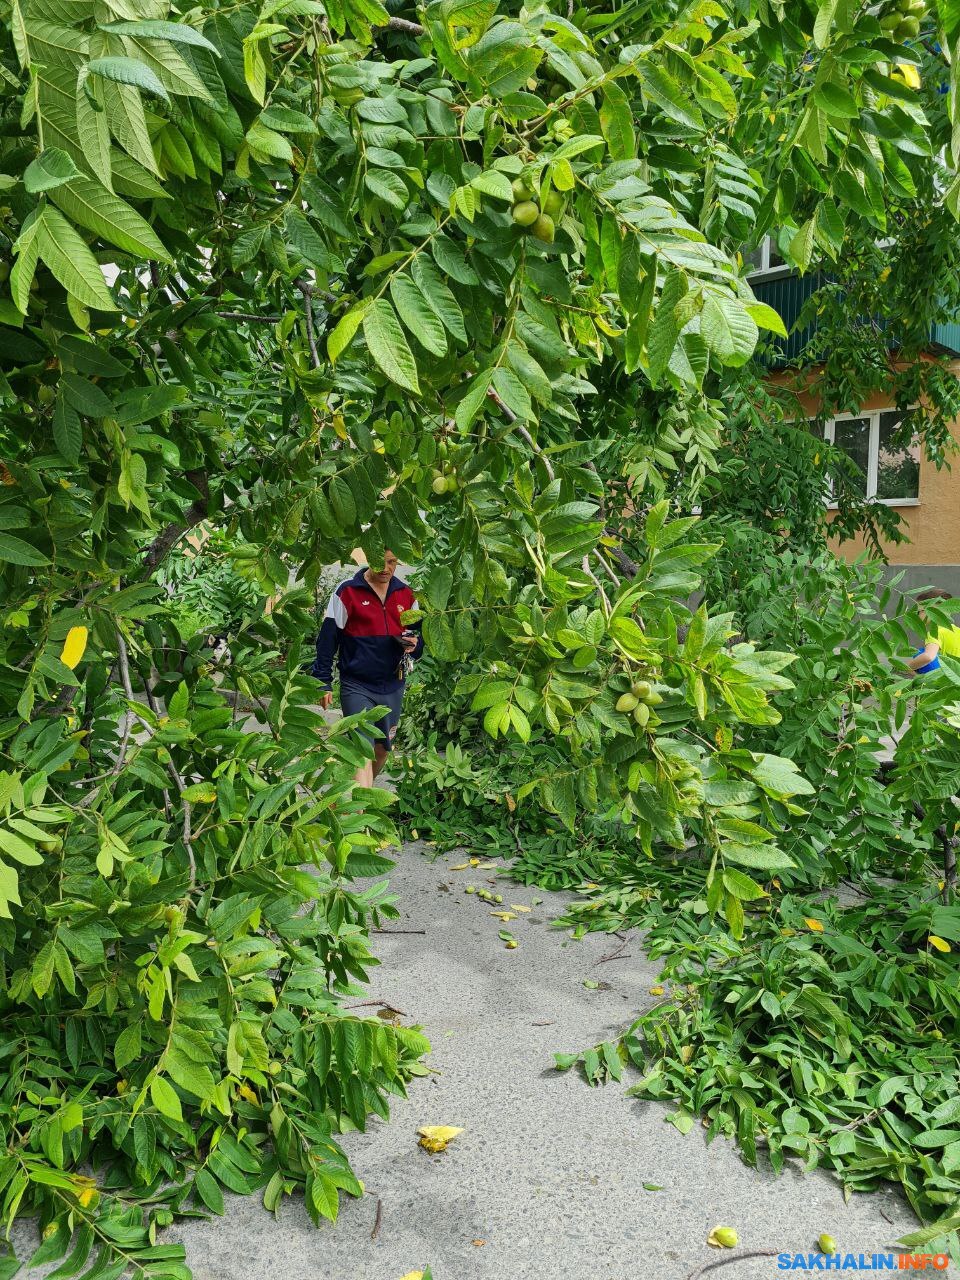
xmin=751 ymin=251 xmax=960 ymax=596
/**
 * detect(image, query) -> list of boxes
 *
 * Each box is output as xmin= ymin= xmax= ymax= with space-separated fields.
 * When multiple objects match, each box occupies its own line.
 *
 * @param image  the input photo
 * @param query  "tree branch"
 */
xmin=141 ymin=471 xmax=209 ymax=575
xmin=116 ymin=632 xmax=196 ymax=890
xmin=382 ymin=15 xmax=424 ymax=34
xmin=298 ymin=279 xmax=321 ymax=370
xmin=217 ymin=311 xmax=281 ymax=324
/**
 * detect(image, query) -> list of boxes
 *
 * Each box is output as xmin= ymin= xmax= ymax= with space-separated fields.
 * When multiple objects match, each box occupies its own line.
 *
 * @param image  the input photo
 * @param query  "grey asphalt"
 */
xmin=170 ymin=841 xmax=910 ymax=1280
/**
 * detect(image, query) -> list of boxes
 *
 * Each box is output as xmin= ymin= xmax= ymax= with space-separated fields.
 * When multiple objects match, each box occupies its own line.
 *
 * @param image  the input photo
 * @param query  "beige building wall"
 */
xmin=772 ymin=363 xmax=960 ymax=580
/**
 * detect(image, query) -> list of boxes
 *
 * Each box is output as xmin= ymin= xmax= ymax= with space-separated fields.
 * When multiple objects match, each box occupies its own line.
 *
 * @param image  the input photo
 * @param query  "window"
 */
xmin=822 ymin=409 xmax=920 ymax=505
xmin=746 ymin=236 xmax=788 ymax=279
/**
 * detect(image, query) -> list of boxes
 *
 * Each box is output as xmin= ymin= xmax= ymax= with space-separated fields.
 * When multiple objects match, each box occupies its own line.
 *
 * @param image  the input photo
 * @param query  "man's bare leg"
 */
xmin=371 ymin=743 xmax=389 ymax=779
xmin=354 ymin=759 xmax=375 ymax=788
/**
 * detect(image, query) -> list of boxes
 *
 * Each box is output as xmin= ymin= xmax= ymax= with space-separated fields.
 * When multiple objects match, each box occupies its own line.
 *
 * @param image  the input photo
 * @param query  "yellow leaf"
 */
xmin=450 ymin=862 xmax=471 ymax=871
xmin=510 ymin=904 xmax=531 ymax=913
xmin=417 ymin=1125 xmax=463 ymax=1153
xmin=77 ymin=1187 xmax=97 ymax=1207
xmin=804 ymin=917 xmax=824 ymax=933
xmin=928 ymin=935 xmax=952 ymax=953
xmin=895 ymin=60 xmax=921 ymax=89
xmin=399 ymin=1273 xmax=424 ymax=1280
xmin=60 ymin=625 xmax=88 ymax=670
xmin=238 ymin=1083 xmax=259 ymax=1103
xmin=332 ymin=412 xmax=348 ymax=440
xmin=505 ymin=793 xmax=516 ymax=811
xmin=469 ymin=857 xmax=480 ymax=866
xmin=649 ymin=985 xmax=664 ymax=996
xmin=490 ymin=911 xmax=516 ymax=921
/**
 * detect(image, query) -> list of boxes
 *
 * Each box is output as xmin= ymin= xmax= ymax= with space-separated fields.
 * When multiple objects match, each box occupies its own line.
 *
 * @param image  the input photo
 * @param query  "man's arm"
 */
xmin=314 ymin=587 xmax=347 ymax=699
xmin=907 ymin=639 xmax=940 ymax=673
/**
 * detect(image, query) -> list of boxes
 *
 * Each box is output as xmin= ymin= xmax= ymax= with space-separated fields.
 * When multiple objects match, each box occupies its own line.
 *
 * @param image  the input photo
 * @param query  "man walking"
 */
xmin=312 ymin=552 xmax=422 ymax=787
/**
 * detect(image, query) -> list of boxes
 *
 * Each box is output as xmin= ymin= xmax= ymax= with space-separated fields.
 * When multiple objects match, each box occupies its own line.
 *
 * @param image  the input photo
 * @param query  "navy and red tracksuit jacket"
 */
xmin=312 ymin=569 xmax=424 ymax=693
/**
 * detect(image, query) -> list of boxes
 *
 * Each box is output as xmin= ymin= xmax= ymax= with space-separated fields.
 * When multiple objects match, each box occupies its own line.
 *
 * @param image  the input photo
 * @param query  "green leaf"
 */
xmin=700 ymin=295 xmax=758 ymax=367
xmin=721 ymin=842 xmax=796 ymax=871
xmin=61 ymin=373 xmax=113 ymax=418
xmin=99 ymin=20 xmax=220 ymax=54
xmin=744 ymin=301 xmax=787 ymax=337
xmin=470 ymin=169 xmax=514 ymax=202
xmin=0 ymin=532 xmax=49 ymax=567
xmin=259 ymin=105 xmax=317 ymax=133
xmin=150 ymin=1075 xmax=183 ymax=1122
xmin=600 ymin=82 xmax=635 ymax=161
xmin=789 ymin=218 xmax=816 ymax=272
xmin=87 ymin=56 xmax=170 ymax=103
xmin=390 ymin=275 xmax=447 ymax=357
xmin=76 ymin=81 xmax=113 ymax=193
xmin=362 ymin=299 xmax=421 ymax=395
xmin=193 ymin=1168 xmax=225 ymax=1215
xmin=364 ymin=170 xmax=409 ymax=210
xmin=53 ymin=397 xmax=82 ymax=464
xmin=411 ymin=256 xmax=466 ymax=343
xmin=23 ymin=149 xmax=80 ymax=194
xmin=328 ymin=303 xmax=368 ymax=363
xmin=246 ymin=122 xmax=294 ymax=161
xmin=34 ymin=207 xmax=117 ymax=311
xmin=115 ymin=1024 xmax=141 ymax=1070
xmin=48 ymin=175 xmax=174 ymax=262
xmin=814 ymin=82 xmax=858 ymax=118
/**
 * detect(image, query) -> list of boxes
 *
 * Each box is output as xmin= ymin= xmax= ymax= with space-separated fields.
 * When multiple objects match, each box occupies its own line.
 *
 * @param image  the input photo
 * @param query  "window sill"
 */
xmin=826 ymin=498 xmax=921 ymax=510
xmin=746 ymin=266 xmax=795 ymax=283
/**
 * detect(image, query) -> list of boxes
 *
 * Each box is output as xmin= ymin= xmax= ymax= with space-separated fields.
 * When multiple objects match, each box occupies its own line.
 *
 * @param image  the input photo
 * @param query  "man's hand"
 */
xmin=400 ymin=630 xmax=418 ymax=653
xmin=320 ymin=691 xmax=333 ymax=710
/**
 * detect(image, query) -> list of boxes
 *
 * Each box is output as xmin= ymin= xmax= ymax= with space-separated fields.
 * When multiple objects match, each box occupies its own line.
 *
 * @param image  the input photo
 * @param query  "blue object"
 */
xmin=915 ymin=646 xmax=941 ymax=674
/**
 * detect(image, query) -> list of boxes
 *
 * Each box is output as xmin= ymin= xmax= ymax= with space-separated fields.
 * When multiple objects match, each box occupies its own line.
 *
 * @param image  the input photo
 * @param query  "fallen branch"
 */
xmin=373 ymin=927 xmax=427 ymax=935
xmin=371 ymin=1197 xmax=383 ymax=1240
xmin=687 ymin=1250 xmax=779 ymax=1280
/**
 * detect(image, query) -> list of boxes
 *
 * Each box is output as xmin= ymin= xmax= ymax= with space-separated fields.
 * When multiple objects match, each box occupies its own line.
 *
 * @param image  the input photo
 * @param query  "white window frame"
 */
xmin=746 ymin=235 xmax=792 ymax=282
xmin=823 ymin=408 xmax=921 ymax=509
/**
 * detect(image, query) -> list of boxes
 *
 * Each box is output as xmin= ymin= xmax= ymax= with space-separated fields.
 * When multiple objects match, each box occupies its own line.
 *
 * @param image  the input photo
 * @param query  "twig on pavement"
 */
xmin=371 ymin=1197 xmax=383 ymax=1240
xmin=687 ymin=1250 xmax=779 ymax=1280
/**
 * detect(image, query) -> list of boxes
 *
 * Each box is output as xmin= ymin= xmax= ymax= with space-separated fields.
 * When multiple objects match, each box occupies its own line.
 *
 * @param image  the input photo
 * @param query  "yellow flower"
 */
xmin=928 ymin=935 xmax=952 ymax=953
xmin=60 ymin=625 xmax=89 ymax=670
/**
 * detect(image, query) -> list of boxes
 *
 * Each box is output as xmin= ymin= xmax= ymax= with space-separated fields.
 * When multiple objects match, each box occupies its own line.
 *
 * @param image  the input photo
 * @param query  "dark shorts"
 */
xmin=339 ymin=678 xmax=405 ymax=752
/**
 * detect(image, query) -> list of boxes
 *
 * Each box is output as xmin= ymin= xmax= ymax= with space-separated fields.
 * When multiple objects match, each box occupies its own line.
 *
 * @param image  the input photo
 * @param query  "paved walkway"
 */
xmin=175 ymin=842 xmax=909 ymax=1280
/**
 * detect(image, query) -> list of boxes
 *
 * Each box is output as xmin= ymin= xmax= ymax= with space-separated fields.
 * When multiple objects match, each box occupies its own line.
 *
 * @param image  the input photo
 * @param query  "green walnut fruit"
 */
xmin=818 ymin=1234 xmax=837 ymax=1254
xmin=880 ymin=9 xmax=902 ymax=27
xmin=616 ymin=691 xmax=639 ymax=712
xmin=542 ymin=190 xmax=564 ymax=219
xmin=512 ymin=200 xmax=540 ymax=227
xmin=895 ymin=14 xmax=920 ymax=35
xmin=631 ymin=680 xmax=652 ymax=700
xmin=494 ymin=894 xmax=504 ymax=903
xmin=633 ymin=702 xmax=650 ymax=728
xmin=645 ymin=690 xmax=664 ymax=706
xmin=39 ymin=836 xmax=63 ymax=852
xmin=512 ymin=177 xmax=534 ymax=202
xmin=466 ymin=885 xmax=476 ymax=894
xmin=432 ymin=474 xmax=449 ymax=495
xmin=713 ymin=1227 xmax=738 ymax=1249
xmin=532 ymin=213 xmax=555 ymax=243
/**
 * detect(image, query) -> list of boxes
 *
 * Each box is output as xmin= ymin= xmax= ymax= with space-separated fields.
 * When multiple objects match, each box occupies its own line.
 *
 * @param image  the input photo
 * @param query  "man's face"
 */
xmin=369 ymin=551 xmax=398 ymax=584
